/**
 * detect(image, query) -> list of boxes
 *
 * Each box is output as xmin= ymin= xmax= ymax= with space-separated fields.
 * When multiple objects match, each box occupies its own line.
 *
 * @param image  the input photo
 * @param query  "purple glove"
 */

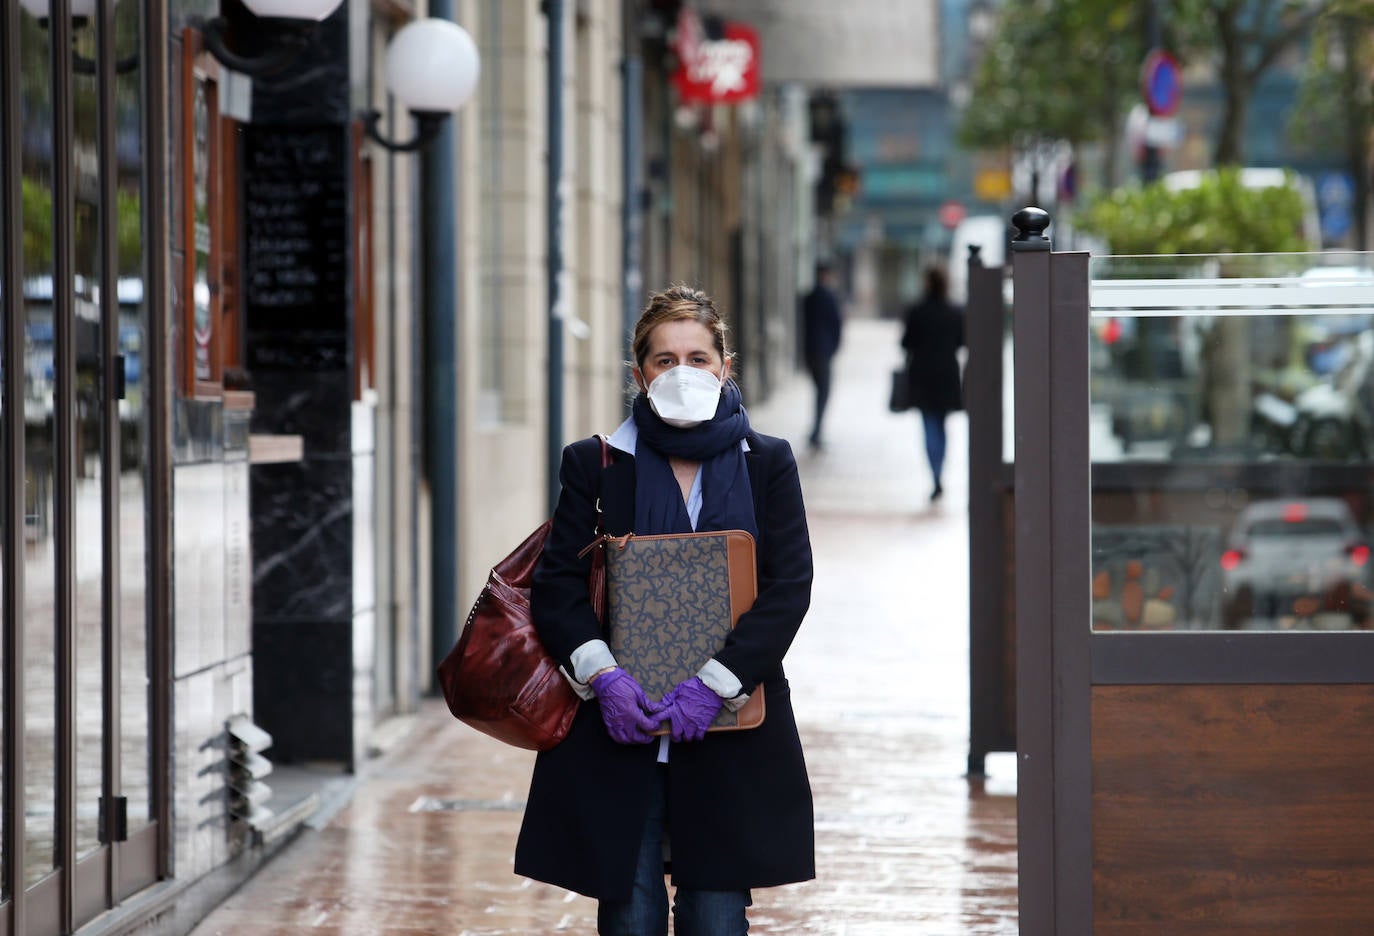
xmin=591 ymin=668 xmax=665 ymax=745
xmin=661 ymin=677 xmax=724 ymax=743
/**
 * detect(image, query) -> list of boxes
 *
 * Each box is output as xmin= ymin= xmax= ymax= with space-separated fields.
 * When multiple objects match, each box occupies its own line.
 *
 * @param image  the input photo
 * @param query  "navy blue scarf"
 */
xmin=631 ymin=378 xmax=757 ymax=539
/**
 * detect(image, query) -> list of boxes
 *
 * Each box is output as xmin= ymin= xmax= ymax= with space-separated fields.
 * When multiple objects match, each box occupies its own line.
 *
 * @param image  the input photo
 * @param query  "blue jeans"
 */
xmin=921 ymin=409 xmax=948 ymax=485
xmin=598 ymin=767 xmax=751 ymax=936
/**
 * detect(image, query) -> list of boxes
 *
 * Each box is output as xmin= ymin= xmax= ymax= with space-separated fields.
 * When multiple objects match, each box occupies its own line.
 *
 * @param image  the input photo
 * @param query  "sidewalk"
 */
xmin=189 ymin=318 xmax=1018 ymax=935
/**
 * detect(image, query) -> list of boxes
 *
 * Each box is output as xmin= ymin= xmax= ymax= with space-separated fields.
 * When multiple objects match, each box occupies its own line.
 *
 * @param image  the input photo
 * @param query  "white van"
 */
xmin=947 ymin=214 xmax=1009 ymax=304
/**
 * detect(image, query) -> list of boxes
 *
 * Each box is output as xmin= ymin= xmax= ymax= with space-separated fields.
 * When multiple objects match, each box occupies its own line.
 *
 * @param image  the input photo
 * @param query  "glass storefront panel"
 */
xmin=3 ymin=0 xmax=157 ymax=899
xmin=117 ymin=0 xmax=151 ymax=832
xmin=73 ymin=10 xmax=106 ymax=863
xmin=20 ymin=3 xmax=58 ymax=884
xmin=1090 ymin=253 xmax=1374 ymax=632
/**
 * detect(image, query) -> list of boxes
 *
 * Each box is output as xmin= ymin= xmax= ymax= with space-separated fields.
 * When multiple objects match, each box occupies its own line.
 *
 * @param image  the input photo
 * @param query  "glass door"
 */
xmin=108 ymin=0 xmax=158 ymax=905
xmin=3 ymin=0 xmax=160 ymax=931
xmin=2 ymin=4 xmax=14 ymax=929
xmin=19 ymin=5 xmax=63 ymax=926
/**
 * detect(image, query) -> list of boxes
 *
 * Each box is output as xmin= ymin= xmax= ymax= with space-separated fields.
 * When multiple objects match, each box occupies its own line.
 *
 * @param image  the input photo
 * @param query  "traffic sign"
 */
xmin=1141 ymin=49 xmax=1182 ymax=117
xmin=939 ymin=200 xmax=966 ymax=230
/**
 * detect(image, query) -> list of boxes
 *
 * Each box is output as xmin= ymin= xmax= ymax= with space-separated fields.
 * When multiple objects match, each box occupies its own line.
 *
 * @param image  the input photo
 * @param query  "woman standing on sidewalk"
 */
xmin=901 ymin=266 xmax=965 ymax=502
xmin=515 ymin=285 xmax=816 ymax=936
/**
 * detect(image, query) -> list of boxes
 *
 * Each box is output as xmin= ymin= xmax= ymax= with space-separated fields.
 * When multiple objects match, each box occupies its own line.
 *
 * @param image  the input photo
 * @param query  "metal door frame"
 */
xmin=1 ymin=0 xmax=24 ymax=930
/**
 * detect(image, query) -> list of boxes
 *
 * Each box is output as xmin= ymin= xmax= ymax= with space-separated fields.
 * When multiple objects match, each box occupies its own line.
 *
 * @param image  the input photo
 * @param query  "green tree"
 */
xmin=22 ymin=178 xmax=143 ymax=277
xmin=1074 ymin=166 xmax=1311 ymax=252
xmin=958 ymin=0 xmax=1145 ymax=190
xmin=961 ymin=0 xmax=1329 ymax=176
xmin=22 ymin=177 xmax=54 ymax=272
xmin=16 ymin=0 xmax=145 ymax=281
xmin=1076 ymin=167 xmax=1311 ymax=448
xmin=1168 ymin=0 xmax=1330 ymax=165
xmin=1288 ymin=1 xmax=1374 ymax=247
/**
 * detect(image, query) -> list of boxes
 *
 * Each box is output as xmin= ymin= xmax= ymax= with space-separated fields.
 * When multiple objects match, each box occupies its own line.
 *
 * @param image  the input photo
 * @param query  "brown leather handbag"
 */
xmin=436 ymin=436 xmax=611 ymax=751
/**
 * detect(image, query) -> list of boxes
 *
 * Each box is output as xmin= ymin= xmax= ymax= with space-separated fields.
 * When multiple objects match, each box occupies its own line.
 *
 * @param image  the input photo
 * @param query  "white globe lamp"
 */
xmin=384 ymin=19 xmax=481 ymax=115
xmin=364 ymin=18 xmax=480 ymax=153
xmin=241 ymin=0 xmax=345 ymax=22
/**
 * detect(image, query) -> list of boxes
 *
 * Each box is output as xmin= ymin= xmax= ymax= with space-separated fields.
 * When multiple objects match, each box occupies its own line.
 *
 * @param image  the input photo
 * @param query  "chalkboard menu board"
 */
xmin=242 ymin=125 xmax=349 ymax=371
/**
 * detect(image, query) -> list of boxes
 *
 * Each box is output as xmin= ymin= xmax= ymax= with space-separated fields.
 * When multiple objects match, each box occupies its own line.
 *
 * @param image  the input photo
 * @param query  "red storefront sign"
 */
xmin=673 ymin=11 xmax=760 ymax=105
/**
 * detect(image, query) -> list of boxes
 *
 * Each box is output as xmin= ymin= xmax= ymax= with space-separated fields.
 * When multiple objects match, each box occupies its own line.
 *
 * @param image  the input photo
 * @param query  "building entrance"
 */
xmin=2 ymin=1 xmax=163 ymax=931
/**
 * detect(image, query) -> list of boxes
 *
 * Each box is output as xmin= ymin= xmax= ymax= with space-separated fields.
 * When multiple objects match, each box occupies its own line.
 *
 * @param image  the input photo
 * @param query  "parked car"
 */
xmin=947 ymin=214 xmax=1008 ymax=305
xmin=1220 ymin=497 xmax=1372 ymax=629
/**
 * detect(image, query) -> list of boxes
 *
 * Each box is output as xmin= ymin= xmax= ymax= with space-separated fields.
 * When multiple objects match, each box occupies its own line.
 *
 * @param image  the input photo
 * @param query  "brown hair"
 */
xmin=924 ymin=265 xmax=948 ymax=300
xmin=630 ymin=284 xmax=730 ymax=370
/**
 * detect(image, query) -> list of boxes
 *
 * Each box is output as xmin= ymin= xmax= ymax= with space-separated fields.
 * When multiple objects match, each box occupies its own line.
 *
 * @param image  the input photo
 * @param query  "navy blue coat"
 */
xmin=801 ymin=285 xmax=844 ymax=364
xmin=514 ymin=432 xmax=816 ymax=901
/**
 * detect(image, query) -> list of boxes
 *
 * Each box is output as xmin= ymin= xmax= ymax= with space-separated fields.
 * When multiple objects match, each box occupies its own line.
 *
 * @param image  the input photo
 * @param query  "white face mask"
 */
xmin=643 ymin=365 xmax=724 ymax=428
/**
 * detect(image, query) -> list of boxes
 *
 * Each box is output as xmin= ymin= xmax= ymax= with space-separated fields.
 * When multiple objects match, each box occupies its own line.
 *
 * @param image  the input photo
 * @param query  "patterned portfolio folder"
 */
xmin=604 ymin=529 xmax=764 ymax=732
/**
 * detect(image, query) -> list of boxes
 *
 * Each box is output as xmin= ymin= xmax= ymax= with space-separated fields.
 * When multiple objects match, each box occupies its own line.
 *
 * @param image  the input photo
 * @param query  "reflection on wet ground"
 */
xmin=189 ymin=320 xmax=1018 ymax=934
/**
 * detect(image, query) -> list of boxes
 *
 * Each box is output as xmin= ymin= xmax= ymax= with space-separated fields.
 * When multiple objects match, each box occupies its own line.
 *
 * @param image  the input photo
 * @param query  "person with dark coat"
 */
xmin=800 ymin=261 xmax=844 ymax=449
xmin=901 ymin=266 xmax=965 ymax=501
xmin=516 ymin=285 xmax=815 ymax=935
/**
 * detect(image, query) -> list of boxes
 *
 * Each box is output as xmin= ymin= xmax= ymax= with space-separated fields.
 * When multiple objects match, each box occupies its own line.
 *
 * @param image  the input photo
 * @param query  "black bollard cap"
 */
xmin=1011 ymin=207 xmax=1051 ymax=251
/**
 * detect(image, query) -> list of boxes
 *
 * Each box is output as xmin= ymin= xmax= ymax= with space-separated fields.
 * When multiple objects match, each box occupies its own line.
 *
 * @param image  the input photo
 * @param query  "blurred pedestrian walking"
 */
xmin=517 ymin=284 xmax=816 ymax=936
xmin=901 ymin=266 xmax=965 ymax=501
xmin=800 ymin=261 xmax=845 ymax=450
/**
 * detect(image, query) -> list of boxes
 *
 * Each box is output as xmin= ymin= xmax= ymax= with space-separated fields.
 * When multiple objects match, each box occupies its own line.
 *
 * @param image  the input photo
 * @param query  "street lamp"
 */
xmin=361 ymin=18 xmax=480 ymax=153
xmin=197 ymin=0 xmax=346 ymax=78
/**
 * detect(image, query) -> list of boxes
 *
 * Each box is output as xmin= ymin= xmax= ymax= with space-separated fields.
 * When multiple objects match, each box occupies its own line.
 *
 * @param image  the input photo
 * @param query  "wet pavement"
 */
xmin=189 ymin=317 xmax=1019 ymax=935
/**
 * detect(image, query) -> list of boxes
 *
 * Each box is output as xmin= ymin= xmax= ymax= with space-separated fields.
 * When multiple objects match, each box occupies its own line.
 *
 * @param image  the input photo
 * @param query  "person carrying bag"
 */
xmin=901 ymin=266 xmax=965 ymax=502
xmin=514 ymin=285 xmax=816 ymax=936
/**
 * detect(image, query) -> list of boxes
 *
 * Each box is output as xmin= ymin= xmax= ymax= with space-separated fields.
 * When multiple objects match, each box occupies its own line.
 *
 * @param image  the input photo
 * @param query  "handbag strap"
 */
xmin=594 ymin=433 xmax=611 ymax=536
xmin=588 ymin=435 xmax=613 ymax=627
xmin=579 ymin=436 xmax=615 ymax=559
